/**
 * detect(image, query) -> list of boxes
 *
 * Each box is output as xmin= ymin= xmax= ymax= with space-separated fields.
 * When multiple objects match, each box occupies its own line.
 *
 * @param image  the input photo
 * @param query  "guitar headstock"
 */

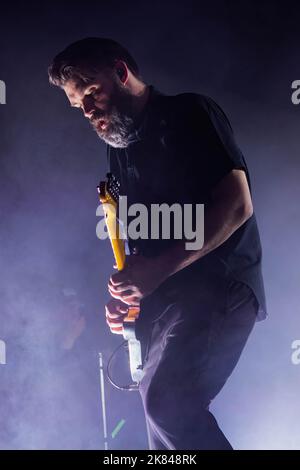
xmin=97 ymin=173 xmax=120 ymax=203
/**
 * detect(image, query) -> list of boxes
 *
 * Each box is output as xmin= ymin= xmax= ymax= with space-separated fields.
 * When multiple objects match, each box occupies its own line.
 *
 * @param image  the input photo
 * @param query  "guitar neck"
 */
xmin=98 ymin=180 xmax=140 ymax=326
xmin=102 ymin=201 xmax=126 ymax=271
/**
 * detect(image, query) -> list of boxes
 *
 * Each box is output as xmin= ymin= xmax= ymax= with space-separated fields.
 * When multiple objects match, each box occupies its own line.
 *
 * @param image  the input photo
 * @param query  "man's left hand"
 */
xmin=108 ymin=255 xmax=167 ymax=305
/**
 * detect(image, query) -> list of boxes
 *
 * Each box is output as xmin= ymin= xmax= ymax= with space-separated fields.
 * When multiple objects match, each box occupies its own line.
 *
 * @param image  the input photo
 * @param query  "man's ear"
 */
xmin=114 ymin=61 xmax=128 ymax=84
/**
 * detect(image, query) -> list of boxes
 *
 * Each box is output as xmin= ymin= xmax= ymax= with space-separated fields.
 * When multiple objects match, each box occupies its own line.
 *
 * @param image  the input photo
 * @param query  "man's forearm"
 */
xmin=156 ymin=198 xmax=252 ymax=282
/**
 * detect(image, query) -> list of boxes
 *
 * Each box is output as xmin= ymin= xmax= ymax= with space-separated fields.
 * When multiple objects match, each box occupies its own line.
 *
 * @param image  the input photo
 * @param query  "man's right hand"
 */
xmin=105 ymin=298 xmax=130 ymax=334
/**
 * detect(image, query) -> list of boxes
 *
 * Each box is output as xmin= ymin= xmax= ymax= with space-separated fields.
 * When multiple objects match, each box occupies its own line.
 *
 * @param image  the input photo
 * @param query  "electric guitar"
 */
xmin=97 ymin=173 xmax=145 ymax=385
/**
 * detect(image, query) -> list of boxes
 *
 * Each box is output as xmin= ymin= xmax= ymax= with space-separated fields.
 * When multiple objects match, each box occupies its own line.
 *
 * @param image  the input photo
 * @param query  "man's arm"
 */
xmin=157 ymin=168 xmax=253 ymax=277
xmin=108 ymin=169 xmax=253 ymax=305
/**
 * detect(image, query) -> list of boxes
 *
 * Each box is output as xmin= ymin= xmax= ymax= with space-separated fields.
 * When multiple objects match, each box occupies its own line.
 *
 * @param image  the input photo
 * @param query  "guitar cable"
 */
xmin=106 ymin=340 xmax=140 ymax=392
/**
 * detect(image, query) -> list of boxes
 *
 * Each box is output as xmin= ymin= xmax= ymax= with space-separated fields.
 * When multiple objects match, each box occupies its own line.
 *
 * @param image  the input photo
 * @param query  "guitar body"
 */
xmin=98 ymin=174 xmax=145 ymax=385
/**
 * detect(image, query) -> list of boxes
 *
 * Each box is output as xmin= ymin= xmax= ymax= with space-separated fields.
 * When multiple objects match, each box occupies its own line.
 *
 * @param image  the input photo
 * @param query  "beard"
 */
xmin=90 ymin=82 xmax=136 ymax=148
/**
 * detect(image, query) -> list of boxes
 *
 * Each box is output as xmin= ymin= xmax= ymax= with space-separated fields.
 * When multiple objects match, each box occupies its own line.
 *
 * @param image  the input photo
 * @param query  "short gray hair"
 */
xmin=48 ymin=37 xmax=140 ymax=87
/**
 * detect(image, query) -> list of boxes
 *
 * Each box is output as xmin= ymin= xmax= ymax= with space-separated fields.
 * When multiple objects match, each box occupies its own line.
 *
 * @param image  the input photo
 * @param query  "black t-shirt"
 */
xmin=107 ymin=86 xmax=267 ymax=320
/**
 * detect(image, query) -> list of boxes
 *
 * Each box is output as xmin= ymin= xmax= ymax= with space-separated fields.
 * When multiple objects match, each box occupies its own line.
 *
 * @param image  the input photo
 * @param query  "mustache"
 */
xmin=90 ymin=111 xmax=106 ymax=125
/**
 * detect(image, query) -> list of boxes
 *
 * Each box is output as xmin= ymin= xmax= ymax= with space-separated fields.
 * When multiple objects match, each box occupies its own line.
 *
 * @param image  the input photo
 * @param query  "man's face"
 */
xmin=63 ymin=69 xmax=135 ymax=148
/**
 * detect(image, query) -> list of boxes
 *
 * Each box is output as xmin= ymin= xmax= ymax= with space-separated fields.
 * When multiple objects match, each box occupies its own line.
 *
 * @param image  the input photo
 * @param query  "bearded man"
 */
xmin=49 ymin=37 xmax=266 ymax=450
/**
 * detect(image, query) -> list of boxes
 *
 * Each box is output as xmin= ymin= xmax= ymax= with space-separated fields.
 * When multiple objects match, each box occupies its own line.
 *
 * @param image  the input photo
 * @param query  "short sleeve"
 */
xmin=167 ymin=93 xmax=250 ymax=200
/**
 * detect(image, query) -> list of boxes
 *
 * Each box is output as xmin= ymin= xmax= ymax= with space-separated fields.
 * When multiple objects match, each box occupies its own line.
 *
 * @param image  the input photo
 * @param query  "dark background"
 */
xmin=0 ymin=0 xmax=300 ymax=449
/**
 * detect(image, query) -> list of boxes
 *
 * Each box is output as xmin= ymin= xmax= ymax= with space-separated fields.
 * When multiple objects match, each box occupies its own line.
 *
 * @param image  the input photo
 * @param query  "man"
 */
xmin=49 ymin=37 xmax=266 ymax=450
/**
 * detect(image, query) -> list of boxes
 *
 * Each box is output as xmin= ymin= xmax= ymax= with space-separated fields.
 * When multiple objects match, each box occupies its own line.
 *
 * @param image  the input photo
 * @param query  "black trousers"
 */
xmin=138 ymin=278 xmax=259 ymax=450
